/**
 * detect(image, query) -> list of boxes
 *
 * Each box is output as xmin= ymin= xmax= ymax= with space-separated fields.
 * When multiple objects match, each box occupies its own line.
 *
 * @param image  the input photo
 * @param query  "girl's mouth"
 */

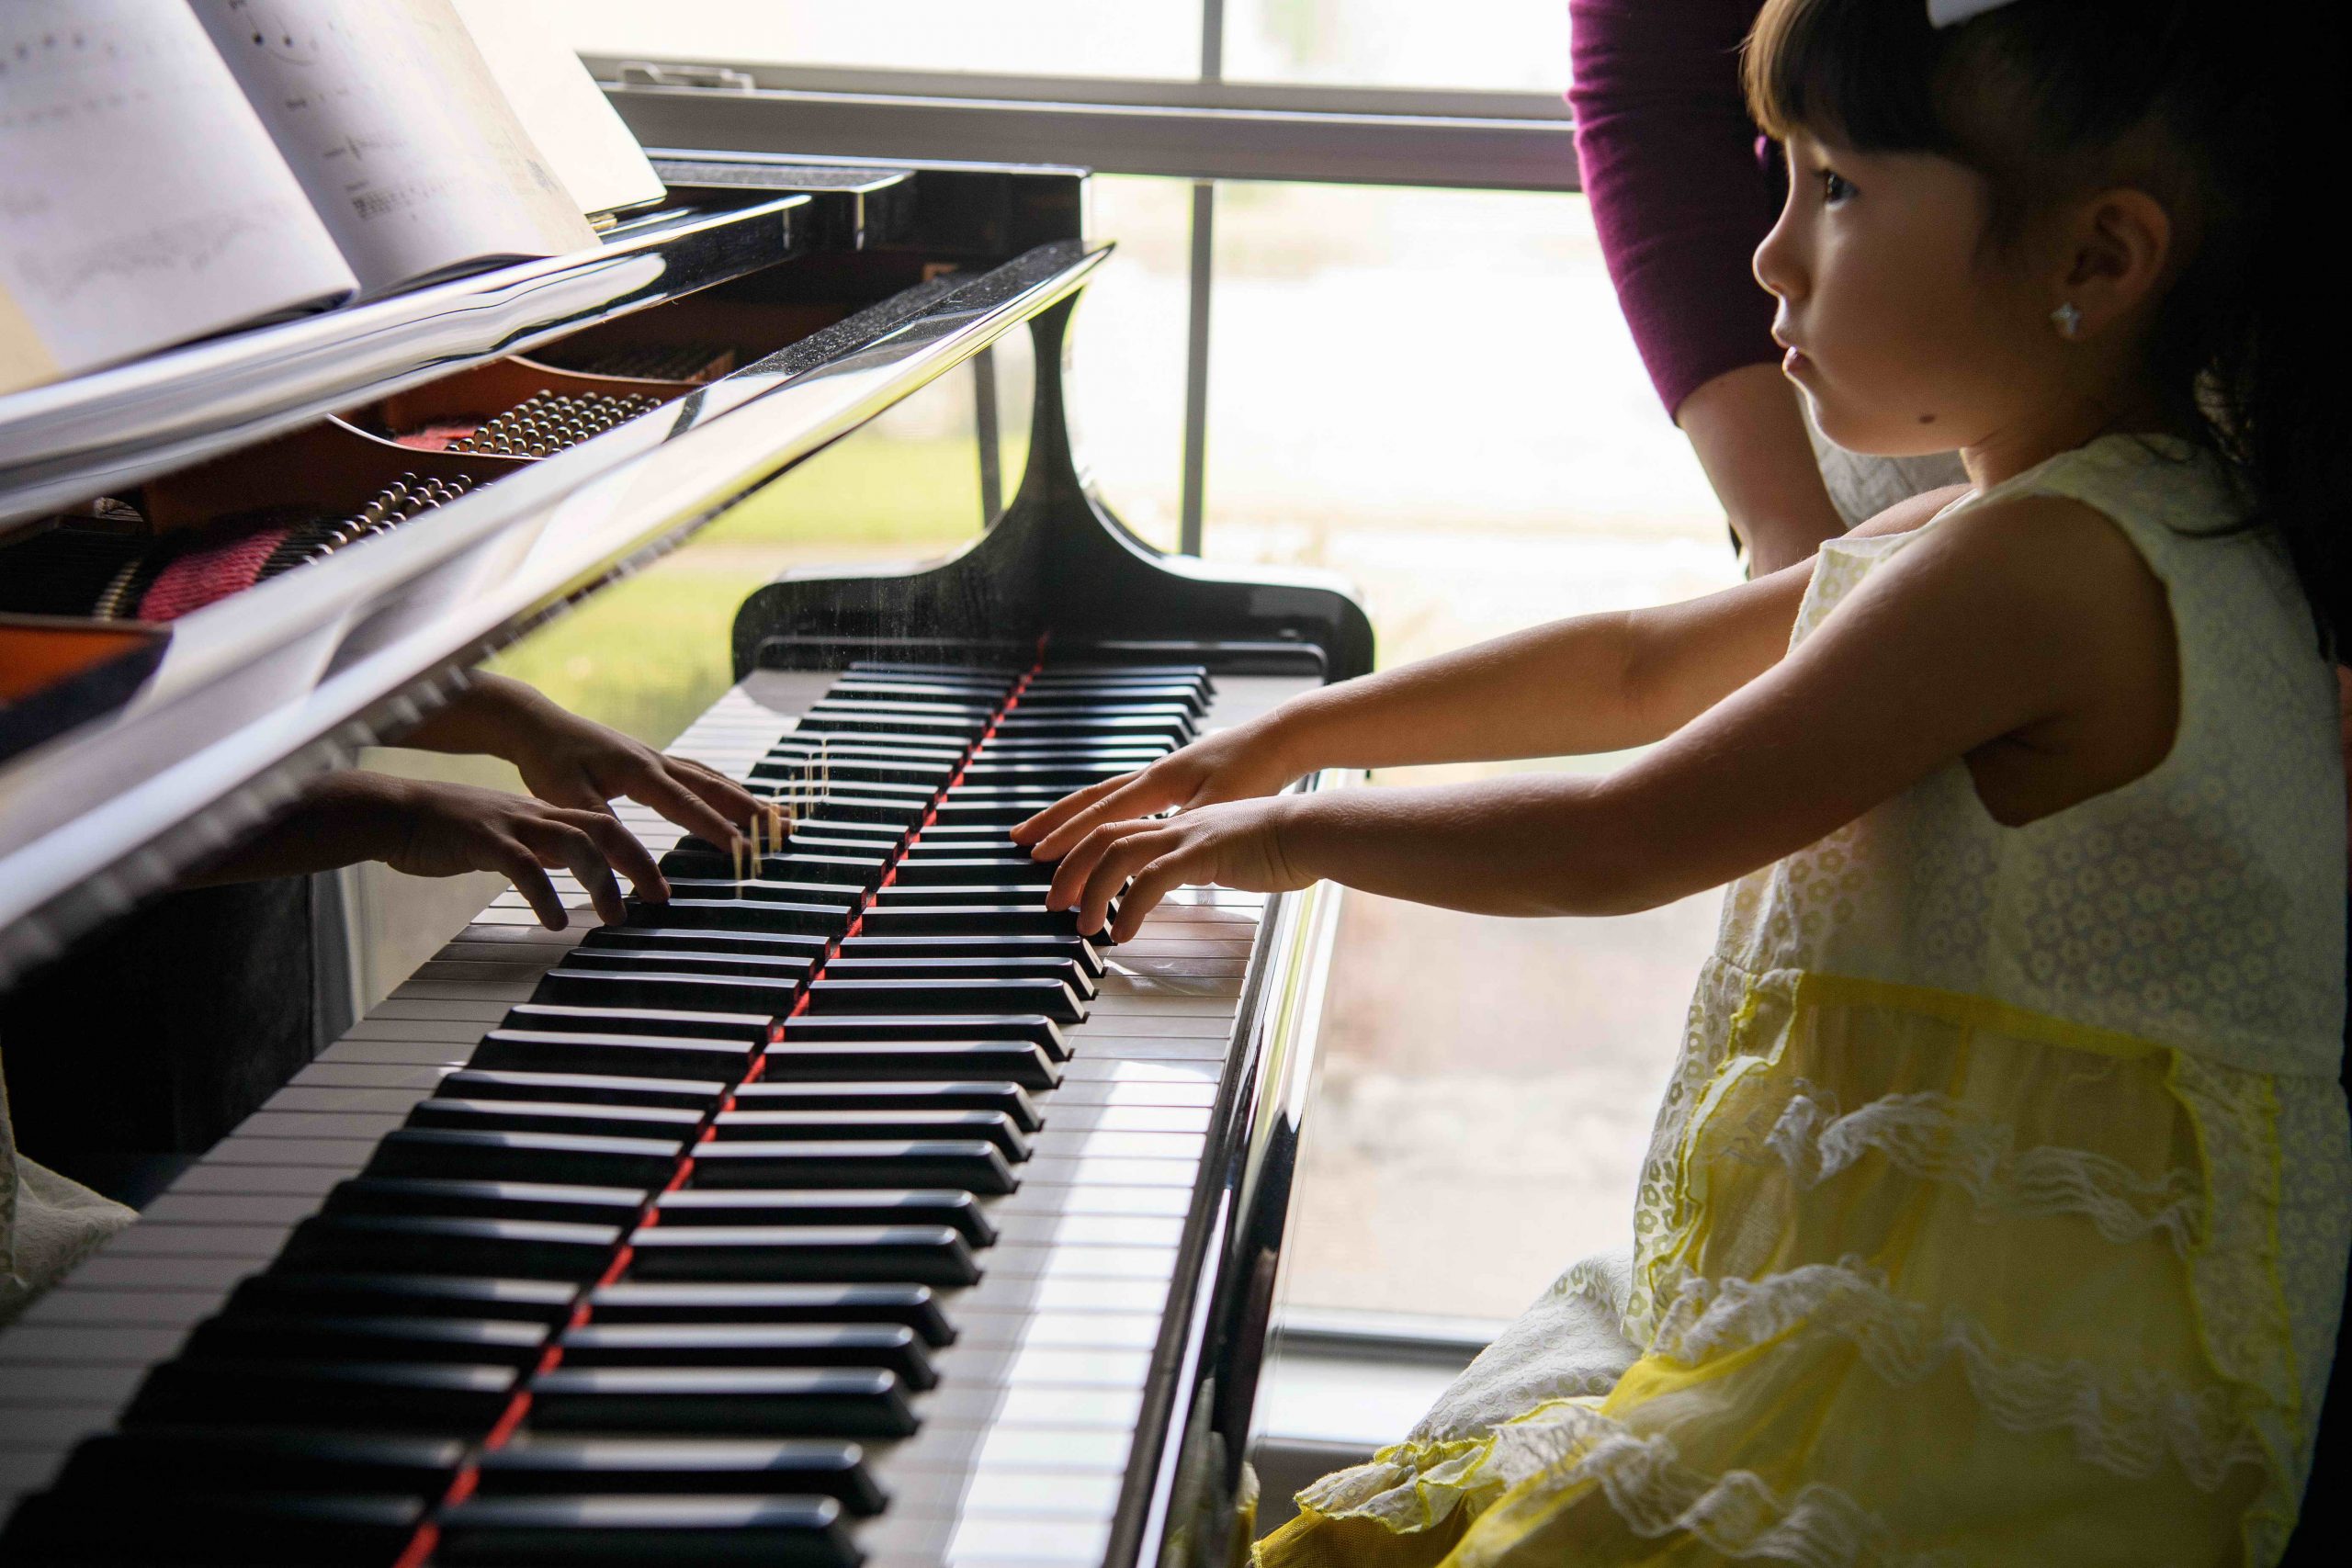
xmin=1782 ymin=345 xmax=1812 ymax=378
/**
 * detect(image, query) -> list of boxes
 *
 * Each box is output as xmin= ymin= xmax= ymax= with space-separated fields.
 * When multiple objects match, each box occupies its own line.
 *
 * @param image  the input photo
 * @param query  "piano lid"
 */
xmin=0 ymin=230 xmax=1107 ymax=988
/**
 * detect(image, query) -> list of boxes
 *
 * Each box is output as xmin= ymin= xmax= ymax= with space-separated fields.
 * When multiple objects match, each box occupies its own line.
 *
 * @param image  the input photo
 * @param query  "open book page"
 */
xmin=451 ymin=0 xmax=665 ymax=221
xmin=0 ymin=1 xmax=356 ymax=398
xmin=189 ymin=0 xmax=601 ymax=298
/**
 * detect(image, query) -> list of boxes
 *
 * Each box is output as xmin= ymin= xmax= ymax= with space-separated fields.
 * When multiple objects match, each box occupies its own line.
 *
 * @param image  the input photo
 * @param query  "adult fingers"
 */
xmin=524 ymin=816 xmax=628 ymax=927
xmin=567 ymin=807 xmax=666 ymax=904
xmin=616 ymin=759 xmax=746 ymax=852
xmin=492 ymin=839 xmax=571 ymax=931
xmin=1045 ymin=817 xmax=1157 ymax=914
xmin=665 ymin=757 xmax=765 ymax=830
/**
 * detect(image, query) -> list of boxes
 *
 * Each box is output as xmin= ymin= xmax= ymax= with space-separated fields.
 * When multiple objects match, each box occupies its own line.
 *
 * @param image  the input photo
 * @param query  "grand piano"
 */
xmin=0 ymin=152 xmax=1371 ymax=1566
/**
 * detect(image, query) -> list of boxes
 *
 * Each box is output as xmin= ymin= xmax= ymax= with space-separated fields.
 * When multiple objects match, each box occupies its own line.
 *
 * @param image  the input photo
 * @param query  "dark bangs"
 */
xmin=1744 ymin=0 xmax=1956 ymax=156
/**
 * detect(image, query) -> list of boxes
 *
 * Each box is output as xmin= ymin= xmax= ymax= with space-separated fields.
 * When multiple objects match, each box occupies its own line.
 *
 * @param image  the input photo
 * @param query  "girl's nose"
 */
xmin=1754 ymin=210 xmax=1803 ymax=304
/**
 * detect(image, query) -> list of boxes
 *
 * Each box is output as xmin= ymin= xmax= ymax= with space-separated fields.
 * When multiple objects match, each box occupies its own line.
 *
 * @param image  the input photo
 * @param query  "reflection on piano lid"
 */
xmin=0 ymin=145 xmax=1368 ymax=1566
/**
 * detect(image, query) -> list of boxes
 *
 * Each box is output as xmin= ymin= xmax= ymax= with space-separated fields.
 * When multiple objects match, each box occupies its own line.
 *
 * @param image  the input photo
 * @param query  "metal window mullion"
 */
xmin=1178 ymin=0 xmax=1225 ymax=558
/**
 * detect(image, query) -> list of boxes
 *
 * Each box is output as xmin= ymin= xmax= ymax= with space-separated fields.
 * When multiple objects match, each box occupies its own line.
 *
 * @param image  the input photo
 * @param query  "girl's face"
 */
xmin=1755 ymin=132 xmax=2059 ymax=459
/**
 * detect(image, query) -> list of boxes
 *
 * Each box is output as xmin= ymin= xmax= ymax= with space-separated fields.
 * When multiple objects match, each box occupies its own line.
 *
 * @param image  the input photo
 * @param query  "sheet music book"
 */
xmin=0 ymin=2 xmax=357 ymax=397
xmin=0 ymin=0 xmax=655 ymax=398
xmin=188 ymin=0 xmax=600 ymax=297
xmin=451 ymin=0 xmax=667 ymax=222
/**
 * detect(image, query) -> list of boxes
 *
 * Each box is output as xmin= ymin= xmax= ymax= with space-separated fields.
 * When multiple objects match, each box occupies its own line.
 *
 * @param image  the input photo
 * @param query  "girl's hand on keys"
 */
xmin=1013 ymin=721 xmax=1304 ymax=863
xmin=1045 ymin=796 xmax=1311 ymax=942
xmin=382 ymin=777 xmax=667 ymax=930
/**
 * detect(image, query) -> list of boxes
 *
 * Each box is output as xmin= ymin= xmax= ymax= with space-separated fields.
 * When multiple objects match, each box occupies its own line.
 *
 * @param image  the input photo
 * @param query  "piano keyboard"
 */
xmin=0 ymin=657 xmax=1317 ymax=1567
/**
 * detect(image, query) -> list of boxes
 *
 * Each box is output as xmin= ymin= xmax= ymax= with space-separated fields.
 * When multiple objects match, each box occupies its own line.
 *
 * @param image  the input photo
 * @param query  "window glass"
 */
xmin=1200 ymin=180 xmax=1738 ymax=1322
xmin=552 ymin=0 xmax=1204 ymax=80
xmin=1225 ymin=0 xmax=1570 ymax=93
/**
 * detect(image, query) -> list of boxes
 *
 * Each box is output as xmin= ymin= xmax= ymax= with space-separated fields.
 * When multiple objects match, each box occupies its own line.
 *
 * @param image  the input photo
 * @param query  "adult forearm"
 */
xmin=183 ymin=773 xmax=412 ymax=886
xmin=1678 ymin=364 xmax=1846 ymax=574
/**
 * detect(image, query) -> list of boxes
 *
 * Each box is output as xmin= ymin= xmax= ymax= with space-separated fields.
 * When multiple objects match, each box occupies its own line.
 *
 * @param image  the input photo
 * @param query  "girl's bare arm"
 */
xmin=1017 ymin=486 xmax=1963 ymax=860
xmin=1046 ymin=492 xmax=2171 ymax=938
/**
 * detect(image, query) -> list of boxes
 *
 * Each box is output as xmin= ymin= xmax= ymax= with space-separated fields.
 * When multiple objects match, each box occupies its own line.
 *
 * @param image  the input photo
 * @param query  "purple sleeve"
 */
xmin=1569 ymin=0 xmax=1784 ymax=417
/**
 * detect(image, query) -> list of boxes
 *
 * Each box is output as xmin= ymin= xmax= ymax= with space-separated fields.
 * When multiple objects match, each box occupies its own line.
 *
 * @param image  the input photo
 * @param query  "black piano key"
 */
xmin=503 ymin=1000 xmax=772 ymax=1045
xmin=808 ymin=694 xmax=994 ymax=717
xmin=788 ymin=816 xmax=911 ymax=849
xmin=751 ymin=754 xmax=952 ymax=785
xmin=888 ymin=855 xmax=1054 ymax=886
xmin=410 ymin=1097 xmax=707 ymax=1143
xmin=281 ymin=1212 xmax=625 ymax=1280
xmin=688 ymin=1140 xmax=1018 ymax=1197
xmin=712 ymin=1107 xmax=1029 ymax=1162
xmin=230 ymin=1272 xmax=578 ymax=1326
xmin=755 ymin=794 xmax=928 ymax=825
xmin=869 ymin=883 xmax=1064 ymax=908
xmin=535 ymin=966 xmax=811 ymax=1016
xmin=587 ymin=1281 xmax=952 ymax=1345
xmin=581 ymin=925 xmax=828 ymax=964
xmin=1 ymin=1490 xmax=424 ymax=1565
xmin=325 ymin=1176 xmax=651 ymax=1227
xmin=473 ymin=1437 xmax=882 ymax=1512
xmin=436 ymin=1067 xmax=725 ymax=1110
xmin=854 ymin=901 xmax=1089 ymax=938
xmin=654 ymin=1186 xmax=996 ymax=1246
xmin=526 ymin=1366 xmax=917 ymax=1438
xmin=795 ymin=712 xmax=983 ymax=739
xmin=626 ymin=896 xmax=853 ymax=935
xmin=974 ymin=734 xmax=1175 ymax=754
xmin=660 ymin=851 xmax=889 ymax=887
xmin=782 ymin=1010 xmax=1069 ymax=1060
xmin=126 ymin=1359 xmax=519 ymax=1433
xmin=559 ymin=1322 xmax=934 ymax=1389
xmin=729 ymin=1077 xmax=1041 ymax=1132
xmin=835 ymin=931 xmax=1107 ymax=978
xmin=368 ymin=1126 xmax=684 ymax=1190
xmin=183 ymin=1312 xmax=551 ymax=1369
xmin=926 ymin=801 xmax=1057 ymax=827
xmin=758 ymin=1037 xmax=1059 ymax=1091
xmin=823 ymin=953 xmax=1095 ymax=999
xmin=54 ymin=1427 xmax=465 ymax=1502
xmin=434 ymin=1494 xmax=856 ymax=1567
xmin=659 ymin=876 xmax=861 ymax=904
xmin=474 ymin=1029 xmax=754 ymax=1081
xmin=560 ymin=947 xmax=819 ymax=982
xmin=804 ymin=976 xmax=1082 ymax=1024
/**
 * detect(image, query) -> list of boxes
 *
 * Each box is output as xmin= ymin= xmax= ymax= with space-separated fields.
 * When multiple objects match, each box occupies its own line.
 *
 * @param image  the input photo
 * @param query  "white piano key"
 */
xmin=1021 ymin=1156 xmax=1204 ymax=1189
xmin=988 ymin=1213 xmax=1184 ymax=1248
xmin=14 ymin=1290 xmax=220 ymax=1329
xmin=0 ymin=1326 xmax=187 ymax=1366
xmin=141 ymin=1193 xmax=316 ymax=1227
xmin=166 ymin=1163 xmax=344 ymax=1199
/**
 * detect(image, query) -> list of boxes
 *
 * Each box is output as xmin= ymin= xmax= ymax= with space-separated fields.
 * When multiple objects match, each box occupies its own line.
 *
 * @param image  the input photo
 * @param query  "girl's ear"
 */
xmin=2059 ymin=188 xmax=2173 ymax=341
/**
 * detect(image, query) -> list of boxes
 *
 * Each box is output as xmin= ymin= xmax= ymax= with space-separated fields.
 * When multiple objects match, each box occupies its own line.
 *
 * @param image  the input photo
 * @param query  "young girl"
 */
xmin=1018 ymin=0 xmax=2348 ymax=1560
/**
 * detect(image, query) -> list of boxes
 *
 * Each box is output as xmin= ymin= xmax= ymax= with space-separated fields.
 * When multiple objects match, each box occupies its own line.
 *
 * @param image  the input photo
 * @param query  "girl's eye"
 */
xmin=1819 ymin=168 xmax=1857 ymax=205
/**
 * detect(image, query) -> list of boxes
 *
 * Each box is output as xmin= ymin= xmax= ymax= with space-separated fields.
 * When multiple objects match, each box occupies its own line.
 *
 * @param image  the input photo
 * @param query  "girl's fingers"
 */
xmin=1113 ymin=854 xmax=1196 ymax=942
xmin=1076 ymin=829 xmax=1173 ymax=936
xmin=1046 ymin=817 xmax=1154 ymax=912
xmin=1014 ymin=772 xmax=1138 ymax=852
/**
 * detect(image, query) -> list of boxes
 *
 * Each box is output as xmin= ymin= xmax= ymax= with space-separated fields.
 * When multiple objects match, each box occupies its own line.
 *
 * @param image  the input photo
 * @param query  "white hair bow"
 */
xmin=1928 ymin=0 xmax=2021 ymax=24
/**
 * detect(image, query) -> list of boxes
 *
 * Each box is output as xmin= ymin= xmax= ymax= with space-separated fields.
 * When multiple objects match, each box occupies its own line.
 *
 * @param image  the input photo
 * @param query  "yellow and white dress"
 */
xmin=1258 ymin=435 xmax=2350 ymax=1568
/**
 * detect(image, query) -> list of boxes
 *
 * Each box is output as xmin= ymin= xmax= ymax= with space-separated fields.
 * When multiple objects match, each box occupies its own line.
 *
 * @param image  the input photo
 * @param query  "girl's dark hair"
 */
xmin=1745 ymin=0 xmax=2350 ymax=651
